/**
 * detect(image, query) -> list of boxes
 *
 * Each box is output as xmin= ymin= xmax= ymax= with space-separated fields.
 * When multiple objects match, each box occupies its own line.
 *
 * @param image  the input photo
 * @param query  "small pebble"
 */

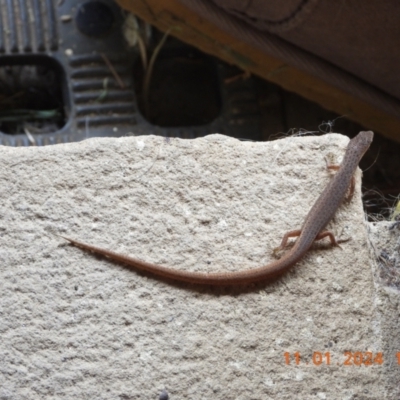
xmin=159 ymin=389 xmax=169 ymax=400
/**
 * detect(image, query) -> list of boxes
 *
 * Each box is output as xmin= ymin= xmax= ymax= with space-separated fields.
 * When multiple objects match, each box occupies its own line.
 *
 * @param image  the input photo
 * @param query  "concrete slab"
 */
xmin=0 ymin=133 xmax=388 ymax=399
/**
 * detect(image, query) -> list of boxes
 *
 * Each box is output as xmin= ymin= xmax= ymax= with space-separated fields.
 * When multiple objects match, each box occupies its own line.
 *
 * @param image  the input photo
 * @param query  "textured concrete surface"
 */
xmin=368 ymin=220 xmax=400 ymax=400
xmin=0 ymin=133 xmax=389 ymax=399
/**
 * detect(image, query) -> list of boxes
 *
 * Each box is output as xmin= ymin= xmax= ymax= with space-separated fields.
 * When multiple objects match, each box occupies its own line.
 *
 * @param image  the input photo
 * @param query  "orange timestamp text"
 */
xmin=283 ymin=351 xmax=393 ymax=366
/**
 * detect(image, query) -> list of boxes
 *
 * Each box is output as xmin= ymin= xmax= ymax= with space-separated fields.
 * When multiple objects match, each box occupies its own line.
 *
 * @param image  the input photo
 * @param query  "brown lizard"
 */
xmin=59 ymin=131 xmax=373 ymax=285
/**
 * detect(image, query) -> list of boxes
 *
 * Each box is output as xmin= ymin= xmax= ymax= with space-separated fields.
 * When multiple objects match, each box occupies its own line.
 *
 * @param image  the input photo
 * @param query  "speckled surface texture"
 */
xmin=0 ymin=133 xmax=387 ymax=399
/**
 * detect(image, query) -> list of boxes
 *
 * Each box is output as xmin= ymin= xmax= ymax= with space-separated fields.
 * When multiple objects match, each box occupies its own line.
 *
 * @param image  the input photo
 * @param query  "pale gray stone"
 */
xmin=0 ymin=133 xmax=391 ymax=399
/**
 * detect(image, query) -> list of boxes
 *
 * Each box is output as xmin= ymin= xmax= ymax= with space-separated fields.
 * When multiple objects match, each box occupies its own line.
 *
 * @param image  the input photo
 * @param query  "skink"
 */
xmin=59 ymin=131 xmax=373 ymax=285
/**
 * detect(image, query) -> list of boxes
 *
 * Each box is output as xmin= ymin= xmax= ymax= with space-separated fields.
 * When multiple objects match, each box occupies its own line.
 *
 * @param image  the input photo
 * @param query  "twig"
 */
xmin=101 ymin=53 xmax=125 ymax=89
xmin=143 ymin=29 xmax=172 ymax=118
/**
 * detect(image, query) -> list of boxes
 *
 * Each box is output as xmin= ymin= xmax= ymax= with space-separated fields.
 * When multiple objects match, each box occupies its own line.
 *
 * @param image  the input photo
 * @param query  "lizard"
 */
xmin=58 ymin=131 xmax=374 ymax=285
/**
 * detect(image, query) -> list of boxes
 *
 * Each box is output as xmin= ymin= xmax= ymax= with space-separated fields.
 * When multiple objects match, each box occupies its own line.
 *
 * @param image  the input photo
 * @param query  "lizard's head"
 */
xmin=351 ymin=130 xmax=374 ymax=148
xmin=348 ymin=131 xmax=374 ymax=159
xmin=341 ymin=130 xmax=374 ymax=166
